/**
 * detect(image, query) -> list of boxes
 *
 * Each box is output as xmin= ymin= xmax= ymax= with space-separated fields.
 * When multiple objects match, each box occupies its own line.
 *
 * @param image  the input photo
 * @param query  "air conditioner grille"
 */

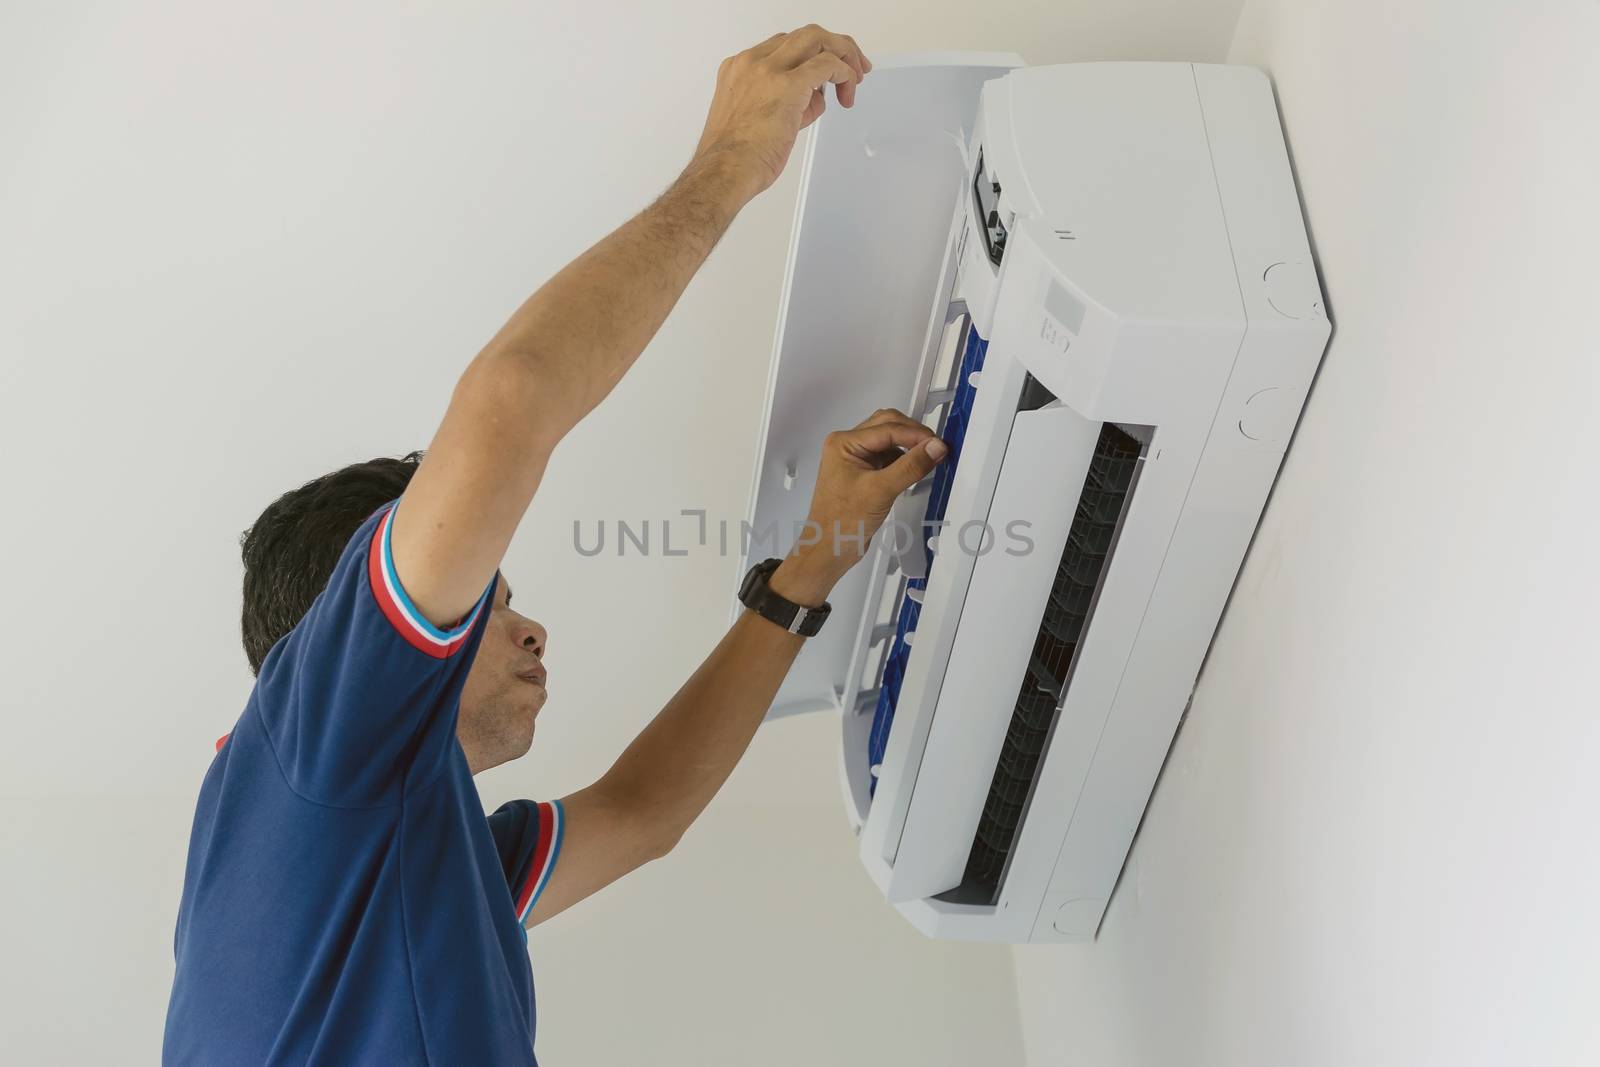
xmin=950 ymin=423 xmax=1142 ymax=903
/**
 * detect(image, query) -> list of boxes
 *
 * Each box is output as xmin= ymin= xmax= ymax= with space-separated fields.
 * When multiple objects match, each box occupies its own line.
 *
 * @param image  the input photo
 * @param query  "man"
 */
xmin=164 ymin=25 xmax=950 ymax=1065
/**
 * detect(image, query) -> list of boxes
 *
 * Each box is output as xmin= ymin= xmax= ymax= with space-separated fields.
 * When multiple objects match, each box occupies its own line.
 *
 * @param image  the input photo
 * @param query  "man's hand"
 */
xmin=694 ymin=25 xmax=872 ymax=203
xmin=771 ymin=409 xmax=948 ymax=606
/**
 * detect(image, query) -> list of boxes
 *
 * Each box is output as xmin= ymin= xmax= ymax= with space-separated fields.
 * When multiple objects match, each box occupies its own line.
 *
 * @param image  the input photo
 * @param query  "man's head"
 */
xmin=239 ymin=452 xmax=548 ymax=774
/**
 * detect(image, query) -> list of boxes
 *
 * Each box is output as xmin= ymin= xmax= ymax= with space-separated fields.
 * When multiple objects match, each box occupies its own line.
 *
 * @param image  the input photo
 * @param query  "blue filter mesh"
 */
xmin=867 ymin=326 xmax=990 ymax=799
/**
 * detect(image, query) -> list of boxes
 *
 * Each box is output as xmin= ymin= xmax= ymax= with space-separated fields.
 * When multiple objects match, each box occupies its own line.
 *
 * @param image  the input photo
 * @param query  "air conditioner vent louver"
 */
xmin=953 ymin=423 xmax=1142 ymax=904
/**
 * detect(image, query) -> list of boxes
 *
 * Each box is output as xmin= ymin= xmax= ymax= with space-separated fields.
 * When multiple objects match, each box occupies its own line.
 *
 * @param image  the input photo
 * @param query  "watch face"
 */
xmin=739 ymin=559 xmax=776 ymax=605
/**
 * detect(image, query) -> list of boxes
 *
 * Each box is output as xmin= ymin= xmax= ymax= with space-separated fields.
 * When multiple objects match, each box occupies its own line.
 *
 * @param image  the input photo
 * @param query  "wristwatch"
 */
xmin=738 ymin=557 xmax=832 ymax=637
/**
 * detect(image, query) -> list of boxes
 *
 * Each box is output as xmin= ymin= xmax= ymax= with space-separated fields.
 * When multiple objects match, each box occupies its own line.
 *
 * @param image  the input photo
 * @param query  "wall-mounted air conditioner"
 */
xmin=737 ymin=55 xmax=1329 ymax=942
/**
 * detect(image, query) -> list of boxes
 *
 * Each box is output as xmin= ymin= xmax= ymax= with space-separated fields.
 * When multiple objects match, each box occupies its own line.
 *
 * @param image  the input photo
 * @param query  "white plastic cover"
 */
xmin=738 ymin=53 xmax=1022 ymax=718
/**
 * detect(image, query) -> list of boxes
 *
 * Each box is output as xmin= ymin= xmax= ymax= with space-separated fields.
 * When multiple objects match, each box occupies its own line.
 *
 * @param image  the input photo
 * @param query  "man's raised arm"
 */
xmin=390 ymin=26 xmax=870 ymax=631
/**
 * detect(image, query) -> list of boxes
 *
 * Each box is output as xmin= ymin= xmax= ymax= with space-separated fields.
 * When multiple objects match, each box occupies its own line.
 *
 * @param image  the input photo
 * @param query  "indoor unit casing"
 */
xmin=736 ymin=55 xmax=1329 ymax=942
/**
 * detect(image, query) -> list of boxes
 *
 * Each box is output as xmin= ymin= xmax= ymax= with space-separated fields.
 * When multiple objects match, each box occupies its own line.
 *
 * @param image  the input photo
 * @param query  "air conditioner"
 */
xmin=737 ymin=55 xmax=1329 ymax=942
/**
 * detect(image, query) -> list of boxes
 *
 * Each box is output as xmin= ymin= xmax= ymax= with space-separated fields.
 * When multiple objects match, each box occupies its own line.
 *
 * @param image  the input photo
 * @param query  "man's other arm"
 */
xmin=527 ymin=411 xmax=947 ymax=927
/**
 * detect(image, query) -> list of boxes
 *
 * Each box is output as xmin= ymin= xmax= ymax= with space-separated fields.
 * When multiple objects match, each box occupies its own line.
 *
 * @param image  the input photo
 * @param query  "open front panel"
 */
xmin=740 ymin=56 xmax=1022 ymax=718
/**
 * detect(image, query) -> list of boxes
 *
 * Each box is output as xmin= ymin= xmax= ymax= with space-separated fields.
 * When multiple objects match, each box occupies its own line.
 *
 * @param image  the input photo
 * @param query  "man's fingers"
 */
xmin=842 ymin=416 xmax=932 ymax=449
xmin=837 ymin=421 xmax=939 ymax=467
xmin=878 ymin=437 xmax=949 ymax=495
xmin=855 ymin=407 xmax=920 ymax=431
xmin=842 ymin=409 xmax=949 ymax=492
xmin=773 ymin=25 xmax=867 ymax=85
xmin=792 ymin=54 xmax=855 ymax=110
xmin=771 ymin=25 xmax=860 ymax=70
xmin=792 ymin=53 xmax=857 ymax=108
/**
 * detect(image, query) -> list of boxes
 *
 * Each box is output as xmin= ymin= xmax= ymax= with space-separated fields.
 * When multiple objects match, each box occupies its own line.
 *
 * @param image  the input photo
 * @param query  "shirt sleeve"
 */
xmin=487 ymin=799 xmax=566 ymax=924
xmin=251 ymin=494 xmax=499 ymax=806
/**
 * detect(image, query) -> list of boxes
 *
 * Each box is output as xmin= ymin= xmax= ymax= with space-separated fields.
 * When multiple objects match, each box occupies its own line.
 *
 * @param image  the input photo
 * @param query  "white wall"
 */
xmin=1013 ymin=2 xmax=1600 ymax=1064
xmin=0 ymin=2 xmax=1246 ymax=1063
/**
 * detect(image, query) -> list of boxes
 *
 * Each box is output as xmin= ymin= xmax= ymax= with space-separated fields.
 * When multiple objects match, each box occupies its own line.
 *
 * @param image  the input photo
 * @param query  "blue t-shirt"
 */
xmin=165 ymin=497 xmax=563 ymax=1065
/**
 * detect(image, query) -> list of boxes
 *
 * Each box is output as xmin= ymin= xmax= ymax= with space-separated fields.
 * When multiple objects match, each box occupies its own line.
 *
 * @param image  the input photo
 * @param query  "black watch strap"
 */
xmin=738 ymin=557 xmax=831 ymax=637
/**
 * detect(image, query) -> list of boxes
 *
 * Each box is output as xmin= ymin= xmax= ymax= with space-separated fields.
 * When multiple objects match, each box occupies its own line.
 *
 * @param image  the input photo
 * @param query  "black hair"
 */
xmin=238 ymin=451 xmax=425 ymax=676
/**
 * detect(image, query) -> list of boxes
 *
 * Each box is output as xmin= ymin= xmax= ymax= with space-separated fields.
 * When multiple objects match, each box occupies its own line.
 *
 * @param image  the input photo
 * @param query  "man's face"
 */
xmin=457 ymin=575 xmax=548 ymax=774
